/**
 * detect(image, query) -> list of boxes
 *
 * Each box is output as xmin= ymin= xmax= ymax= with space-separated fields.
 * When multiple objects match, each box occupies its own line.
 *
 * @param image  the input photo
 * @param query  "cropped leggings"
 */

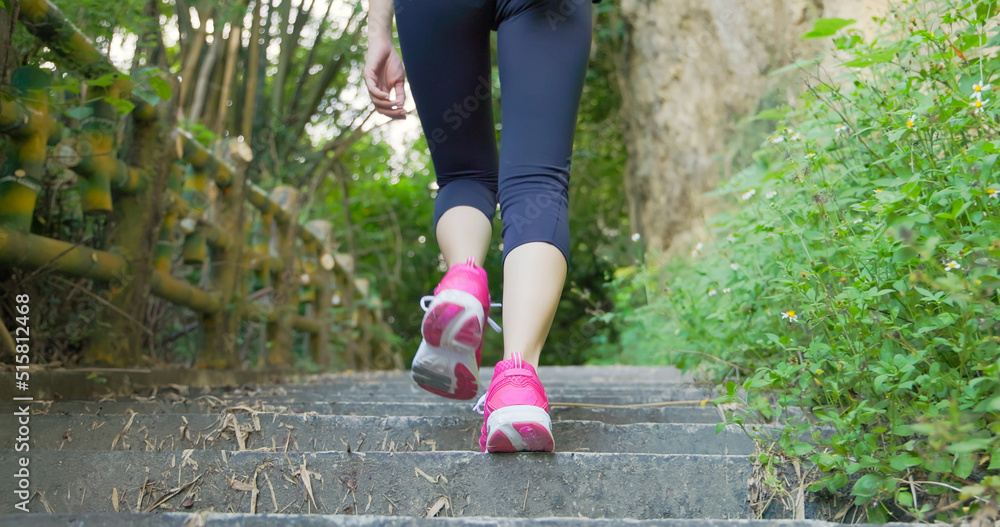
xmin=393 ymin=0 xmax=593 ymax=264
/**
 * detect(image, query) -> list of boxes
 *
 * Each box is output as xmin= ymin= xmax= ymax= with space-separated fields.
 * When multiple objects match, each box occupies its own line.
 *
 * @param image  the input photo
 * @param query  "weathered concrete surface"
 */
xmin=1 ymin=401 xmax=726 ymax=424
xmin=0 ymin=513 xmax=921 ymax=526
xmin=206 ymin=387 xmax=717 ymax=405
xmin=0 ymin=451 xmax=753 ymax=518
xmin=0 ymin=368 xmax=289 ymax=400
xmin=0 ymin=365 xmax=694 ymax=401
xmin=298 ymin=366 xmax=694 ymax=385
xmin=12 ymin=414 xmax=762 ymax=455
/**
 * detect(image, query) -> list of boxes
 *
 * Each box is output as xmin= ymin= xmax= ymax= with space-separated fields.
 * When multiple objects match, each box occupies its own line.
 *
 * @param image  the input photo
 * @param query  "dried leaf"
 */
xmin=414 ymin=467 xmax=447 ymax=484
xmin=425 ymin=496 xmax=450 ymax=518
xmin=300 ymin=458 xmax=318 ymax=509
xmin=111 ymin=488 xmax=119 ymax=512
xmin=227 ymin=477 xmax=255 ymax=492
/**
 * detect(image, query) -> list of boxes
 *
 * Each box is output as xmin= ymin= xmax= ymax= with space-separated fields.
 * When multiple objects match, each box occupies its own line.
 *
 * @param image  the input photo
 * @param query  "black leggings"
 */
xmin=393 ymin=0 xmax=593 ymax=264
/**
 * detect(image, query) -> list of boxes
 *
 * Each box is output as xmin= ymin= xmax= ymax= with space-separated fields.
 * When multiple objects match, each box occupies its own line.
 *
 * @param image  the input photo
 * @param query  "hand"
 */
xmin=364 ymin=38 xmax=407 ymax=120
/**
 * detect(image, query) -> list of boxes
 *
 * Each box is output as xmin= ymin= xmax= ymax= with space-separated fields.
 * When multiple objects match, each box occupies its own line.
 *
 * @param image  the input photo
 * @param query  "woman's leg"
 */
xmin=393 ymin=0 xmax=499 ymax=264
xmin=394 ymin=0 xmax=501 ymax=399
xmin=495 ymin=0 xmax=593 ymax=368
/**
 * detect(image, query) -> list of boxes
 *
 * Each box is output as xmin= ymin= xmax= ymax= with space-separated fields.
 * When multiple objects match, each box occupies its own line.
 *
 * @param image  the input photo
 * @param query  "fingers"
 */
xmin=364 ymin=47 xmax=407 ymax=119
xmin=393 ymin=80 xmax=406 ymax=107
xmin=364 ymin=68 xmax=391 ymax=100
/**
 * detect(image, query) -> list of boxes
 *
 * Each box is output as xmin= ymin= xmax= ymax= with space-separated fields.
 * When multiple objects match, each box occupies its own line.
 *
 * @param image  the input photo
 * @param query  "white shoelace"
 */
xmin=473 ymin=393 xmax=487 ymax=415
xmin=419 ymin=296 xmax=503 ymax=333
xmin=472 ymin=352 xmax=523 ymax=415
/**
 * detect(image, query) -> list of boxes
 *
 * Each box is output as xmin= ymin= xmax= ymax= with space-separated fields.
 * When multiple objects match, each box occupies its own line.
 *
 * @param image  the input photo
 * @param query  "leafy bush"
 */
xmin=601 ymin=1 xmax=1000 ymax=522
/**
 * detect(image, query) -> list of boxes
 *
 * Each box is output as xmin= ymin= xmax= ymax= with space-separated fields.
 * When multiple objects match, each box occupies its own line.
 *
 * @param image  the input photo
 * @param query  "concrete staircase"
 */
xmin=0 ymin=366 xmax=800 ymax=525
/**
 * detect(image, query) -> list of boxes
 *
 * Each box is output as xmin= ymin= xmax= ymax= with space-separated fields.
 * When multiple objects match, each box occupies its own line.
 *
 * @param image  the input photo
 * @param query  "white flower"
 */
xmin=708 ymin=288 xmax=718 ymax=296
xmin=691 ymin=242 xmax=704 ymax=257
xmin=906 ymin=114 xmax=916 ymax=129
xmin=631 ymin=232 xmax=641 ymax=242
xmin=722 ymin=288 xmax=731 ymax=293
xmin=944 ymin=260 xmax=961 ymax=271
xmin=987 ymin=189 xmax=999 ymax=199
xmin=972 ymin=98 xmax=989 ymax=113
xmin=770 ymin=134 xmax=785 ymax=144
xmin=781 ymin=310 xmax=798 ymax=322
xmin=853 ymin=218 xmax=863 ymax=224
xmin=742 ymin=189 xmax=757 ymax=200
xmin=765 ymin=190 xmax=778 ymax=199
xmin=973 ymin=81 xmax=991 ymax=99
xmin=805 ymin=152 xmax=816 ymax=159
xmin=790 ymin=132 xmax=801 ymax=141
xmin=727 ymin=234 xmax=738 ymax=244
xmin=835 ymin=124 xmax=849 ymax=134
xmin=730 ymin=263 xmax=739 ymax=271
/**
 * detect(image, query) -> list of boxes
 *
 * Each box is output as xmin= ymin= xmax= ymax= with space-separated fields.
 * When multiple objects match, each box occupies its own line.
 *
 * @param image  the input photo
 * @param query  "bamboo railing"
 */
xmin=0 ymin=0 xmax=384 ymax=370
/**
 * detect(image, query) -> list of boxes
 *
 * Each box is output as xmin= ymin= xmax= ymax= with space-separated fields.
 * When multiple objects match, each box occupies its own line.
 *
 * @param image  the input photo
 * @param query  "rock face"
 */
xmin=616 ymin=0 xmax=884 ymax=253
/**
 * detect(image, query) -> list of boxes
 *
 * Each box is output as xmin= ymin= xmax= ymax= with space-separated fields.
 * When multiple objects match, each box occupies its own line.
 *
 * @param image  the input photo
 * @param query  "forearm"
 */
xmin=367 ymin=0 xmax=395 ymax=42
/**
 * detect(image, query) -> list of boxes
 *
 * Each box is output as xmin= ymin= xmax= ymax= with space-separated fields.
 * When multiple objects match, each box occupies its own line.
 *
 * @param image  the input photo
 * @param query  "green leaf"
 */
xmin=953 ymin=454 xmax=975 ymax=479
xmin=851 ymin=474 xmax=883 ymax=498
xmin=106 ymin=96 xmax=135 ymax=115
xmin=790 ymin=441 xmax=814 ymax=456
xmin=751 ymin=108 xmax=789 ymax=121
xmin=88 ymin=73 xmax=120 ymax=88
xmin=889 ymin=453 xmax=922 ymax=470
xmin=802 ymin=18 xmax=856 ymax=39
xmin=841 ymin=48 xmax=897 ymax=68
xmin=896 ymin=489 xmax=913 ymax=507
xmin=64 ymin=106 xmax=93 ymax=120
xmin=769 ymin=57 xmax=823 ymax=76
xmin=149 ymin=76 xmax=172 ymax=100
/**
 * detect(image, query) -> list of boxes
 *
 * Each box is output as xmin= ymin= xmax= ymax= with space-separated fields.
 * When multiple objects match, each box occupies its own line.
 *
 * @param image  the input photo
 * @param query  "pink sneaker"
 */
xmin=473 ymin=353 xmax=554 ymax=453
xmin=412 ymin=257 xmax=499 ymax=400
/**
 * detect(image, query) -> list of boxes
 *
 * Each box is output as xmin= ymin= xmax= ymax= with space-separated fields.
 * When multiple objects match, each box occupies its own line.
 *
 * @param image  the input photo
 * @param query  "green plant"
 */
xmin=602 ymin=1 xmax=1000 ymax=522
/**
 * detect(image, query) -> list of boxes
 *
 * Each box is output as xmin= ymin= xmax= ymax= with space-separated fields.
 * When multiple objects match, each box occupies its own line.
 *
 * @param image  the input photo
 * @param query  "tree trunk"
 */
xmin=189 ymin=12 xmax=222 ymax=122
xmin=214 ymin=4 xmax=246 ymax=138
xmin=241 ymin=0 xmax=262 ymax=142
xmin=617 ymin=0 xmax=816 ymax=253
xmin=0 ymin=0 xmax=20 ymax=86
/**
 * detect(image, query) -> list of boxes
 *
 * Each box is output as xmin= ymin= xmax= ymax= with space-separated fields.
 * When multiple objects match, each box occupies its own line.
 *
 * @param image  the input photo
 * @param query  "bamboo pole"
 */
xmin=0 ymin=226 xmax=221 ymax=314
xmin=199 ymin=140 xmax=252 ymax=369
xmin=73 ymin=79 xmax=130 ymax=215
xmin=180 ymin=166 xmax=210 ymax=264
xmin=18 ymin=0 xmax=154 ymax=116
xmin=240 ymin=0 xmax=262 ymax=142
xmin=0 ymin=67 xmax=56 ymax=232
xmin=213 ymin=3 xmax=244 ymax=139
xmin=154 ymin=166 xmax=185 ymax=273
xmin=82 ymin=86 xmax=177 ymax=366
xmin=305 ymin=219 xmax=333 ymax=368
xmin=263 ymin=186 xmax=298 ymax=369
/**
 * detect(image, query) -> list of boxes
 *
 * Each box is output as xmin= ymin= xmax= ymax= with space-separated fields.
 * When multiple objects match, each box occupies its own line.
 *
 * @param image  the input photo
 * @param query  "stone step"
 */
xmin=0 ymin=512 xmax=903 ymax=526
xmin=299 ymin=366 xmax=693 ymax=385
xmin=12 ymin=414 xmax=759 ymax=455
xmin=201 ymin=387 xmax=715 ymax=406
xmin=0 ymin=450 xmax=752 ymax=519
xmin=207 ymin=381 xmax=716 ymax=399
xmin=4 ymin=401 xmax=724 ymax=424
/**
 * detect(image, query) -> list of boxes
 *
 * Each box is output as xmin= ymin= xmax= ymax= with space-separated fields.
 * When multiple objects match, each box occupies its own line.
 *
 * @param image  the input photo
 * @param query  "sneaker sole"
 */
xmin=485 ymin=405 xmax=554 ymax=453
xmin=412 ymin=290 xmax=484 ymax=400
